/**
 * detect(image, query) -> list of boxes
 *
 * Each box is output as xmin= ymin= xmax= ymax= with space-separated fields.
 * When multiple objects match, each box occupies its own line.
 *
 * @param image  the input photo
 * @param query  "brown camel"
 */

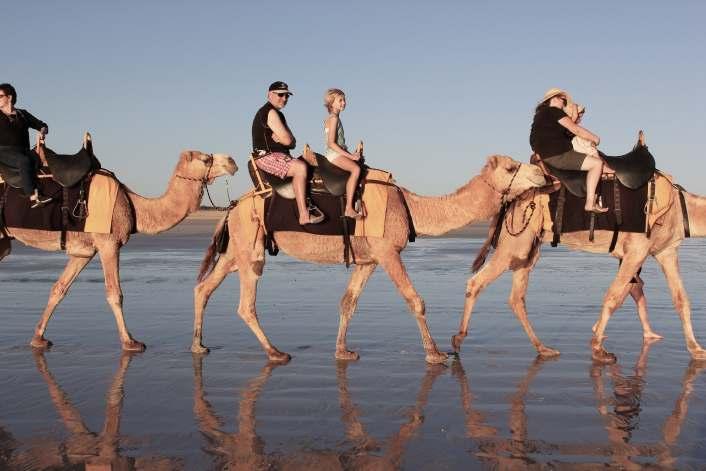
xmin=192 ymin=155 xmax=547 ymax=364
xmin=0 ymin=146 xmax=236 ymax=351
xmin=452 ymin=165 xmax=706 ymax=364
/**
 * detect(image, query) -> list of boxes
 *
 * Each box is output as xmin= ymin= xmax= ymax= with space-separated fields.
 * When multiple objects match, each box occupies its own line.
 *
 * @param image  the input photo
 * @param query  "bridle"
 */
xmin=175 ymin=154 xmax=232 ymax=211
xmin=483 ymin=164 xmax=521 ymax=205
xmin=484 ymin=164 xmax=537 ymax=239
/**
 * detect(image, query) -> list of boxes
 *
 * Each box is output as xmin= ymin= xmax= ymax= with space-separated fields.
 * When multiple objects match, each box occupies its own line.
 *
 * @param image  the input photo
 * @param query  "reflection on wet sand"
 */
xmin=7 ymin=352 xmax=180 ymax=471
xmin=452 ymin=344 xmax=705 ymax=469
xmin=193 ymin=355 xmax=445 ymax=470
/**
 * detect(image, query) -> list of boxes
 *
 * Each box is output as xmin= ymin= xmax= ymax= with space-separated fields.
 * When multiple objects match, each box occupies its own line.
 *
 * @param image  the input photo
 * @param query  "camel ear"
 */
xmin=486 ymin=155 xmax=500 ymax=170
xmin=182 ymin=151 xmax=195 ymax=162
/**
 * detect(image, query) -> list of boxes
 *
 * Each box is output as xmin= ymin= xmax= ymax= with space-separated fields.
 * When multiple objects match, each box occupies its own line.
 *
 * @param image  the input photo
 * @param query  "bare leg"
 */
xmin=508 ymin=266 xmax=560 ymax=358
xmin=31 ymin=254 xmax=94 ymax=349
xmin=379 ymin=254 xmax=446 ymax=364
xmin=286 ymin=160 xmax=311 ymax=225
xmin=654 ymin=248 xmax=706 ymax=360
xmin=237 ymin=267 xmax=291 ymax=362
xmin=97 ymin=246 xmax=145 ymax=352
xmin=580 ymin=154 xmax=606 ymax=212
xmin=192 ymin=252 xmax=238 ymax=354
xmin=331 ymin=155 xmax=362 ymax=217
xmin=592 ymin=253 xmax=648 ymax=363
xmin=336 ymin=264 xmax=376 ymax=360
xmin=452 ymin=258 xmax=508 ymax=353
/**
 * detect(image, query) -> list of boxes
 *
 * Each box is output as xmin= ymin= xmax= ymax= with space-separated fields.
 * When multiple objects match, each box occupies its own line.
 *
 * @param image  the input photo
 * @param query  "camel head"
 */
xmin=482 ymin=155 xmax=546 ymax=201
xmin=178 ymin=151 xmax=238 ymax=183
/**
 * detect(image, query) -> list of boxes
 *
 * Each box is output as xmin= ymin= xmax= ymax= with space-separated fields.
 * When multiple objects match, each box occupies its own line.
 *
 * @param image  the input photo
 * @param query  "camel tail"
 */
xmin=197 ymin=214 xmax=229 ymax=282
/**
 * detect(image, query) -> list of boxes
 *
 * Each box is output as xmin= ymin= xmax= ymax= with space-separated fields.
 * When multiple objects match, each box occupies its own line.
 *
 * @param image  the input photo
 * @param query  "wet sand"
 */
xmin=1 ymin=223 xmax=705 ymax=469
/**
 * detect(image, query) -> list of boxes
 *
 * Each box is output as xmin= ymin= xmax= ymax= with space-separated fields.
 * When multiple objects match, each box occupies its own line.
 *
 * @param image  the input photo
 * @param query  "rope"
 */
xmin=504 ymin=191 xmax=537 ymax=237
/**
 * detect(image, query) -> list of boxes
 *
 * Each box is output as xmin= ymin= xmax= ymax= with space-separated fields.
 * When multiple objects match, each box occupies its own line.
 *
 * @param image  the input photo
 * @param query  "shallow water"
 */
xmin=1 ymin=233 xmax=705 ymax=469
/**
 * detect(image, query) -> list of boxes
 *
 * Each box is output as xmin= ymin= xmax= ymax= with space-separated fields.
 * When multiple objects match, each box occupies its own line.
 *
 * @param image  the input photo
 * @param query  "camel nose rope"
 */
xmin=175 ymin=154 xmax=234 ymax=211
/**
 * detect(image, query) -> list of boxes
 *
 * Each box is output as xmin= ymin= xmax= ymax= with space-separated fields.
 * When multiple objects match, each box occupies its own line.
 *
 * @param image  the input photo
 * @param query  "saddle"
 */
xmin=534 ymin=132 xmax=658 ymax=250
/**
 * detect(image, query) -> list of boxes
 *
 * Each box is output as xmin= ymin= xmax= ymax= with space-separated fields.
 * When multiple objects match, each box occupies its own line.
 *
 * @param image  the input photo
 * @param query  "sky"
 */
xmin=6 ymin=1 xmax=706 ymax=201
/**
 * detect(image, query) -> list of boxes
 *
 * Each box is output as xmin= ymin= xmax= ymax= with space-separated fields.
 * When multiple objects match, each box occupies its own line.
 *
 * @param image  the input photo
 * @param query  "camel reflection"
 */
xmin=7 ymin=352 xmax=180 ymax=471
xmin=192 ymin=355 xmax=445 ymax=470
xmin=452 ymin=344 xmax=706 ymax=468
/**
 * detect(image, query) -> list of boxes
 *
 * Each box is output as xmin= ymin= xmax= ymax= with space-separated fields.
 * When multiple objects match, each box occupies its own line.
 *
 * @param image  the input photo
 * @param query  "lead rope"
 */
xmin=504 ymin=190 xmax=537 ymax=236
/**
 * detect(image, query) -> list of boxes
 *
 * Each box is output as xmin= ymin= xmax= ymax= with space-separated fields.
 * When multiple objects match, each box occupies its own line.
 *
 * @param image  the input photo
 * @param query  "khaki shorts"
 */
xmin=543 ymin=150 xmax=587 ymax=171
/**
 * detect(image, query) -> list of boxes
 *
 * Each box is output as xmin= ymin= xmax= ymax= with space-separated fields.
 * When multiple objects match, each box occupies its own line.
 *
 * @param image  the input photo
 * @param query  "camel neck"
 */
xmin=401 ymin=176 xmax=502 ymax=236
xmin=127 ymin=174 xmax=203 ymax=234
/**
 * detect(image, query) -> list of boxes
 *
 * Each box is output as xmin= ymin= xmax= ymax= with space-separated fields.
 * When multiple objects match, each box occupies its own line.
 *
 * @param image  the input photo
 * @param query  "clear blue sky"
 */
xmin=7 ymin=1 xmax=706 ymax=200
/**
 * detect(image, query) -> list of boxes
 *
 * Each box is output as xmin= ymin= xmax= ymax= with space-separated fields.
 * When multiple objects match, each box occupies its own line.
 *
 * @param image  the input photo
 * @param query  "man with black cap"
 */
xmin=251 ymin=81 xmax=322 ymax=225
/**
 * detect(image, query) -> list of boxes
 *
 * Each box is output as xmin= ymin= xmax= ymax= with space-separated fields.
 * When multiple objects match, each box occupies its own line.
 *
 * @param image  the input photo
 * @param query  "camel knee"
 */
xmin=465 ymin=279 xmax=484 ymax=299
xmin=340 ymin=291 xmax=356 ymax=315
xmin=106 ymin=292 xmax=123 ymax=306
xmin=406 ymin=297 xmax=425 ymax=318
xmin=194 ymin=281 xmax=214 ymax=305
xmin=50 ymin=281 xmax=71 ymax=299
xmin=507 ymin=292 xmax=526 ymax=312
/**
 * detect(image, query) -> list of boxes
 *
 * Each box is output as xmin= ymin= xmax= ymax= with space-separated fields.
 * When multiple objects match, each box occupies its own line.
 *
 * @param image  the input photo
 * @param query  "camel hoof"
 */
xmin=30 ymin=336 xmax=52 ymax=350
xmin=451 ymin=333 xmax=466 ymax=353
xmin=592 ymin=348 xmax=617 ymax=364
xmin=191 ymin=344 xmax=210 ymax=355
xmin=267 ymin=349 xmax=292 ymax=363
xmin=335 ymin=350 xmax=360 ymax=361
xmin=425 ymin=352 xmax=448 ymax=364
xmin=122 ymin=339 xmax=146 ymax=352
xmin=538 ymin=346 xmax=561 ymax=358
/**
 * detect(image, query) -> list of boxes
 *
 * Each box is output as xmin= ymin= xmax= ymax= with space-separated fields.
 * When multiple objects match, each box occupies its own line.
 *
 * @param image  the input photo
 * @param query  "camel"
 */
xmin=191 ymin=155 xmax=547 ymax=364
xmin=452 ymin=159 xmax=706 ymax=364
xmin=0 ymin=141 xmax=236 ymax=352
xmin=193 ymin=355 xmax=445 ymax=469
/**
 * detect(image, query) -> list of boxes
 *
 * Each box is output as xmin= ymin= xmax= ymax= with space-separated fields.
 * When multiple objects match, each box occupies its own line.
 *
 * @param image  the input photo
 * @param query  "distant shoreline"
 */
xmin=183 ymin=209 xmax=490 ymax=238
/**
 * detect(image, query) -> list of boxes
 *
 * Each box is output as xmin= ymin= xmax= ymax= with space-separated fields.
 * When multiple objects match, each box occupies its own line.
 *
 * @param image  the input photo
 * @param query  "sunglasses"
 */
xmin=274 ymin=92 xmax=290 ymax=98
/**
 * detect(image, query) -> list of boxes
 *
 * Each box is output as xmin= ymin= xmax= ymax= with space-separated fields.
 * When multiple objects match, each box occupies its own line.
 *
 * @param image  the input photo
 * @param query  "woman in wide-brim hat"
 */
xmin=529 ymin=87 xmax=607 ymax=213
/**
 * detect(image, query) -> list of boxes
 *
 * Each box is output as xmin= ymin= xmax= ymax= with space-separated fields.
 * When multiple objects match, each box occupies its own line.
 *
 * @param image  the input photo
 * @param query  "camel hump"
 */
xmin=638 ymin=130 xmax=645 ymax=147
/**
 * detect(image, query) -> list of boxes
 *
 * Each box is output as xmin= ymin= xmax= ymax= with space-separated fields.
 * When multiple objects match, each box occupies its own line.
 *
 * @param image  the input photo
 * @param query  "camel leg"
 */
xmin=30 ymin=255 xmax=94 ymax=349
xmin=654 ymin=248 xmax=706 ymax=360
xmin=336 ymin=263 xmax=377 ymax=361
xmin=452 ymin=259 xmax=508 ymax=353
xmin=591 ymin=253 xmax=647 ymax=364
xmin=237 ymin=268 xmax=291 ymax=363
xmin=379 ymin=254 xmax=446 ymax=364
xmin=508 ymin=266 xmax=560 ymax=358
xmin=192 ymin=253 xmax=238 ymax=354
xmin=97 ymin=246 xmax=145 ymax=352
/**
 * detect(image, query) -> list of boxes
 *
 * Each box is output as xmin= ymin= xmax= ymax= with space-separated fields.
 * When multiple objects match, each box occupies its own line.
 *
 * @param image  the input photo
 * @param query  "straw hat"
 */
xmin=538 ymin=87 xmax=571 ymax=105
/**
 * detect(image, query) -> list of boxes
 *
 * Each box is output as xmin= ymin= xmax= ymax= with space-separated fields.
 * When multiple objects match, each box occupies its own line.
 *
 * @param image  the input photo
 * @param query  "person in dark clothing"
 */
xmin=251 ymin=81 xmax=322 ymax=225
xmin=530 ymin=88 xmax=606 ymax=213
xmin=0 ymin=83 xmax=52 ymax=207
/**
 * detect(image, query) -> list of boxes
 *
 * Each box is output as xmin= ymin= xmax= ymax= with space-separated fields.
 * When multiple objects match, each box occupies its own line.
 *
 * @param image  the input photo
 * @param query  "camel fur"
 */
xmin=454 ymin=164 xmax=706 ymax=364
xmin=192 ymin=155 xmax=547 ymax=364
xmin=1 ymin=149 xmax=236 ymax=351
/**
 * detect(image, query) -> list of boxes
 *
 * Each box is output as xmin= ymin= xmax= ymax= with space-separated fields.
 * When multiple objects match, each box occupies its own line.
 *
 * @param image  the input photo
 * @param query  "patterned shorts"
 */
xmin=255 ymin=152 xmax=294 ymax=179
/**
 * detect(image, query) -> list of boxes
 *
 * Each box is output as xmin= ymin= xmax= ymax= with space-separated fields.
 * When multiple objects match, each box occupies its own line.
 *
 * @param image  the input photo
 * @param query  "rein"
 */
xmin=175 ymin=155 xmax=233 ymax=212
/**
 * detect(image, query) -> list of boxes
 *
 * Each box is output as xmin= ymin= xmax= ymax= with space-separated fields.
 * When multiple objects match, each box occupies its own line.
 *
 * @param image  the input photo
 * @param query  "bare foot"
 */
xmin=425 ymin=351 xmax=448 ymax=364
xmin=344 ymin=208 xmax=363 ymax=219
xmin=585 ymin=205 xmax=609 ymax=214
xmin=191 ymin=343 xmax=210 ymax=354
xmin=30 ymin=335 xmax=52 ymax=349
xmin=335 ymin=349 xmax=360 ymax=361
xmin=122 ymin=339 xmax=146 ymax=352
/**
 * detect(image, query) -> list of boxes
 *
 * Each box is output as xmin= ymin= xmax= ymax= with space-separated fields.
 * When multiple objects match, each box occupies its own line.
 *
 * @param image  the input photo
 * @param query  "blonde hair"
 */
xmin=324 ymin=88 xmax=345 ymax=112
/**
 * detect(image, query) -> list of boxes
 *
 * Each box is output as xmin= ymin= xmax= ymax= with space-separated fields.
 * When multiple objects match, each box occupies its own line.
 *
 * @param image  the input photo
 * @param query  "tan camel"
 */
xmin=192 ymin=354 xmax=445 ymax=470
xmin=192 ymin=155 xmax=547 ymax=364
xmin=1 ymin=146 xmax=236 ymax=351
xmin=453 ymin=166 xmax=706 ymax=364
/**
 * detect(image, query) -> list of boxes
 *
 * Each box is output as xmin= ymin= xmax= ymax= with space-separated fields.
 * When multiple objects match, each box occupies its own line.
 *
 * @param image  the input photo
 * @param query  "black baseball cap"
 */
xmin=268 ymin=81 xmax=293 ymax=95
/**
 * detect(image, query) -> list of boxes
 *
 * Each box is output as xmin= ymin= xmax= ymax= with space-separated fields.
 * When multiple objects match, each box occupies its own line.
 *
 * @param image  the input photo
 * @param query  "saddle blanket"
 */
xmin=548 ymin=177 xmax=647 ymax=234
xmin=354 ymin=168 xmax=392 ymax=238
xmin=1 ymin=170 xmax=119 ymax=234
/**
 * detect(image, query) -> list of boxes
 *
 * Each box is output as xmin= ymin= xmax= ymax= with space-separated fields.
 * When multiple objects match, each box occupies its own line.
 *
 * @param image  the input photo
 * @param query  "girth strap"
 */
xmin=60 ymin=187 xmax=70 ymax=250
xmin=645 ymin=175 xmax=656 ymax=238
xmin=0 ymin=183 xmax=8 ymax=239
xmin=675 ymin=184 xmax=691 ymax=238
xmin=613 ymin=179 xmax=622 ymax=226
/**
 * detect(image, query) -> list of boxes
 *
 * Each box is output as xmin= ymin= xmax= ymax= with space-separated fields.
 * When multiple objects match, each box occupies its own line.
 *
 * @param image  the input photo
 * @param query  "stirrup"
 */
xmin=30 ymin=195 xmax=53 ymax=209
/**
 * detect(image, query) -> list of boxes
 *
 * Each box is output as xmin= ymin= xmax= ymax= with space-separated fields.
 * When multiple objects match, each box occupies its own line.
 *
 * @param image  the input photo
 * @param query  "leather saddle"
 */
xmin=0 ymin=138 xmax=101 ymax=190
xmin=247 ymin=152 xmax=361 ymax=199
xmin=539 ymin=137 xmax=656 ymax=197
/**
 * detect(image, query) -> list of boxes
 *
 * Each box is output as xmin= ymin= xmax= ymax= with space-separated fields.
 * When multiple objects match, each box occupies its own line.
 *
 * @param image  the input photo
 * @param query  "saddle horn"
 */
xmin=302 ymin=143 xmax=318 ymax=167
xmin=638 ymin=130 xmax=645 ymax=147
xmin=83 ymin=131 xmax=93 ymax=154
